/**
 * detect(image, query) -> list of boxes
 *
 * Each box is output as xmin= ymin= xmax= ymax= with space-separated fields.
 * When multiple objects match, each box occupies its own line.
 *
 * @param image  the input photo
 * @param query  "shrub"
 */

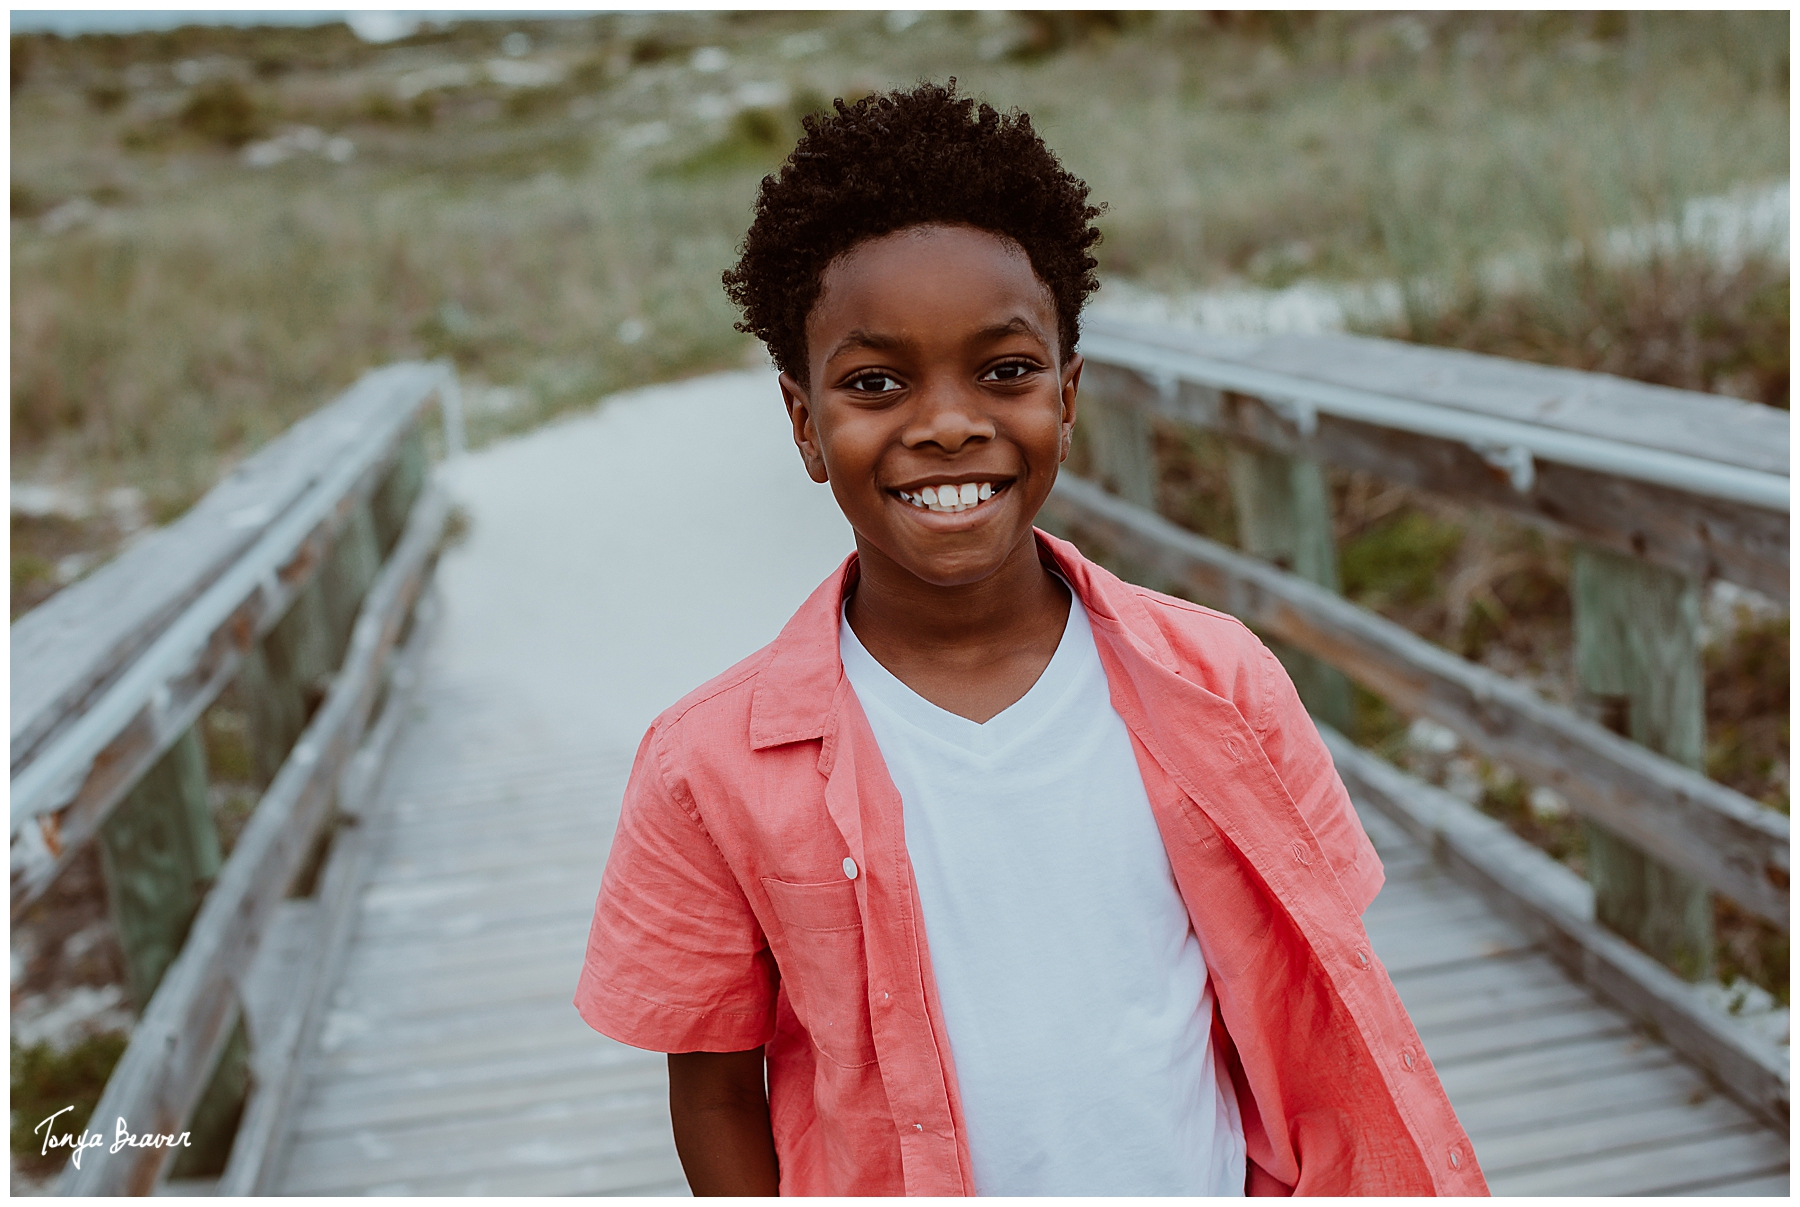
xmin=178 ymin=78 xmax=263 ymax=148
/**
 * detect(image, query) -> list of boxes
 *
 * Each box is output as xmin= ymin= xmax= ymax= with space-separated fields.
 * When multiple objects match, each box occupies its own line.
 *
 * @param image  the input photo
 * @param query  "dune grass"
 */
xmin=10 ymin=11 xmax=1787 ymax=513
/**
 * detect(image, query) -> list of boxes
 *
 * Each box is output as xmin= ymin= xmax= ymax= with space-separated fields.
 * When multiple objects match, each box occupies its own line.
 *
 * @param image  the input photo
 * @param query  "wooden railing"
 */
xmin=1053 ymin=316 xmax=1789 ymax=1126
xmin=11 ymin=362 xmax=464 ymax=1194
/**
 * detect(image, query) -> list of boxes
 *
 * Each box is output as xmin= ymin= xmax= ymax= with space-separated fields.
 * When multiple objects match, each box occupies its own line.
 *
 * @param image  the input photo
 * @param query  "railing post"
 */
xmin=1224 ymin=445 xmax=1355 ymax=733
xmin=98 ymin=728 xmax=221 ymax=1010
xmin=1085 ymin=394 xmax=1158 ymax=510
xmin=1572 ymin=545 xmax=1714 ymax=980
xmin=96 ymin=726 xmax=249 ymax=1174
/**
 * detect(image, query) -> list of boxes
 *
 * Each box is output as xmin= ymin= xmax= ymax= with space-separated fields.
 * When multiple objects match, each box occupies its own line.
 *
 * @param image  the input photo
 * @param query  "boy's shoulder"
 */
xmin=648 ymin=642 xmax=778 ymax=740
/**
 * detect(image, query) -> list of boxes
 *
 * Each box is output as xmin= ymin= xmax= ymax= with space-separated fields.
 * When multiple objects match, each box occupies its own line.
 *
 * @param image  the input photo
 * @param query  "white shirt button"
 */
xmin=1356 ymin=949 xmax=1369 ymax=967
xmin=913 ymin=1122 xmax=924 ymax=1131
xmin=843 ymin=856 xmax=858 ymax=880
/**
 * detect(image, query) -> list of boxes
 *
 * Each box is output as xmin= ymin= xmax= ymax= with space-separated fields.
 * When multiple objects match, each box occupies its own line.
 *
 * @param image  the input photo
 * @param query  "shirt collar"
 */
xmin=747 ymin=527 xmax=1176 ymax=750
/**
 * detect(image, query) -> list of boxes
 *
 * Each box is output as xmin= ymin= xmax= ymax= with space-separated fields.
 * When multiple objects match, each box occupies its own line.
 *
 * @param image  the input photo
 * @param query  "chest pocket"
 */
xmin=762 ymin=876 xmax=878 ymax=1069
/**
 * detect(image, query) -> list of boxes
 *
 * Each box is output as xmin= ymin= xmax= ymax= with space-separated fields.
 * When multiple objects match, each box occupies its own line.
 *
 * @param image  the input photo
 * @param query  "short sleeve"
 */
xmin=574 ymin=725 xmax=778 ymax=1052
xmin=1249 ymin=643 xmax=1385 ymax=914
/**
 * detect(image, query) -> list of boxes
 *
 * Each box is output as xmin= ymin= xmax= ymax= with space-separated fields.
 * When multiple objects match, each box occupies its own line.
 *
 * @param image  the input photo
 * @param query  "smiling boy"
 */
xmin=575 ymin=82 xmax=1486 ymax=1196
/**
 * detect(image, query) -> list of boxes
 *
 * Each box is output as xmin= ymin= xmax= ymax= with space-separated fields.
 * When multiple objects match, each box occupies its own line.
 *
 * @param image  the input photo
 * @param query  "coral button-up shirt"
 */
xmin=575 ymin=530 xmax=1488 ymax=1196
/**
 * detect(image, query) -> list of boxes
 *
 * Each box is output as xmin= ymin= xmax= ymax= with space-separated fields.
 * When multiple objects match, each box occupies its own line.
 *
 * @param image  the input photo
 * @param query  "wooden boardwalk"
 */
xmin=267 ymin=371 xmax=1786 ymax=1196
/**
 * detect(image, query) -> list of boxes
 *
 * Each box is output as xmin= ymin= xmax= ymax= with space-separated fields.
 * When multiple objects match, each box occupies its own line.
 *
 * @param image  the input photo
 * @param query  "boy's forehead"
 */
xmin=809 ymin=224 xmax=1057 ymax=353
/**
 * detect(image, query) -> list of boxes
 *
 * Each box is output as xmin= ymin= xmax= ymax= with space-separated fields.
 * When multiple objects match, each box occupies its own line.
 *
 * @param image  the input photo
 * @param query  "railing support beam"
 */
xmin=1573 ymin=546 xmax=1715 ymax=981
xmin=1224 ymin=443 xmax=1355 ymax=734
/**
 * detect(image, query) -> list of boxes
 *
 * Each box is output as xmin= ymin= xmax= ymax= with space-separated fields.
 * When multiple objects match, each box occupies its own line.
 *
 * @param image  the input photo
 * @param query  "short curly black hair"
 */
xmin=722 ymin=80 xmax=1104 ymax=381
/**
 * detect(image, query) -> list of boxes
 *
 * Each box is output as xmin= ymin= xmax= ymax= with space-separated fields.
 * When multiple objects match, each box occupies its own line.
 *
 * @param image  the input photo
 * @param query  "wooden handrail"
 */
xmin=1079 ymin=318 xmax=1788 ymax=599
xmin=1321 ymin=726 xmax=1787 ymax=1129
xmin=54 ymin=482 xmax=452 ymax=1194
xmin=1042 ymin=473 xmax=1788 ymax=926
xmin=10 ymin=364 xmax=453 ymax=915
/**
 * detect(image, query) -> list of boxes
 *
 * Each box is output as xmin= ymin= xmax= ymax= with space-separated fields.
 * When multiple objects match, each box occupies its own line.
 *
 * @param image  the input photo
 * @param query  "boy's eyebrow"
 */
xmin=971 ymin=316 xmax=1050 ymax=344
xmin=825 ymin=317 xmax=1050 ymax=362
xmin=825 ymin=328 xmax=907 ymax=359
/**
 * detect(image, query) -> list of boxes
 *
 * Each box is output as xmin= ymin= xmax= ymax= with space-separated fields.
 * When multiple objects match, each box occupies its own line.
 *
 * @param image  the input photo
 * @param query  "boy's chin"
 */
xmin=860 ymin=522 xmax=1037 ymax=590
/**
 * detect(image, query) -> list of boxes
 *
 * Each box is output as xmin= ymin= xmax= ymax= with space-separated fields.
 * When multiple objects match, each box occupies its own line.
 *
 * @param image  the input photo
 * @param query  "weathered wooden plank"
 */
xmin=1223 ymin=445 xmax=1354 ymax=732
xmin=11 ymin=365 xmax=449 ymax=774
xmin=296 ymin=1044 xmax=658 ymax=1120
xmin=1476 ymin=1096 xmax=1769 ymax=1176
xmin=348 ymin=876 xmax=592 ymax=928
xmin=1370 ymin=927 xmax=1534 ymax=977
xmin=1574 ymin=545 xmax=1715 ymax=979
xmin=1406 ymin=981 xmax=1597 ymax=1035
xmin=1454 ymin=1056 xmax=1700 ymax=1136
xmin=1078 ymin=345 xmax=1787 ymax=598
xmin=218 ymin=587 xmax=442 ymax=1195
xmin=349 ymin=882 xmax=597 ymax=935
xmin=1675 ymin=1169 xmax=1791 ymax=1195
xmin=1436 ymin=1034 xmax=1668 ymax=1101
xmin=294 ymin=1058 xmax=667 ymax=1135
xmin=323 ymin=962 xmax=586 ymax=1022
xmin=1486 ymin=1123 xmax=1786 ymax=1196
xmin=384 ymin=752 xmax=631 ymax=801
xmin=1084 ymin=318 xmax=1789 ymax=473
xmin=1380 ymin=940 xmax=1544 ymax=988
xmin=312 ymin=1007 xmax=610 ymax=1078
xmin=1419 ymin=1003 xmax=1633 ymax=1067
xmin=374 ymin=813 xmax=611 ymax=860
xmin=55 ymin=484 xmax=452 ymax=1195
xmin=369 ymin=428 xmax=429 ymax=559
xmin=290 ymin=1146 xmax=687 ymax=1199
xmin=346 ymin=898 xmax=594 ymax=952
xmin=96 ymin=728 xmax=222 ymax=1010
xmin=1083 ymin=391 xmax=1157 ymax=509
xmin=279 ymin=1095 xmax=673 ymax=1193
xmin=1324 ymin=728 xmax=1788 ymax=1129
xmin=1363 ymin=896 xmax=1501 ymax=935
xmin=11 ymin=378 xmax=449 ymax=917
xmin=369 ymin=846 xmax=609 ymax=886
xmin=336 ymin=931 xmax=587 ymax=990
xmin=1043 ymin=472 xmax=1788 ymax=924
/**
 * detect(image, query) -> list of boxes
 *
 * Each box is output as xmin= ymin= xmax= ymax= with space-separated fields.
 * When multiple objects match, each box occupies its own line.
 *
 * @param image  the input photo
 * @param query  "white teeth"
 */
xmin=898 ymin=482 xmax=1001 ymax=512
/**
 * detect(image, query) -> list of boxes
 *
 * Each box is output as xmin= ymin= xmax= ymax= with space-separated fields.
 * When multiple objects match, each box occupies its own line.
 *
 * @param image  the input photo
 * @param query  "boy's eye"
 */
xmin=982 ymin=360 xmax=1039 ymax=383
xmin=847 ymin=372 xmax=902 ymax=394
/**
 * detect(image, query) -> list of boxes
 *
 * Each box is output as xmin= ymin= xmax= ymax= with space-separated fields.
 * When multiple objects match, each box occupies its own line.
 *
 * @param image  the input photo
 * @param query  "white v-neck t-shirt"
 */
xmin=839 ymin=588 xmax=1246 ymax=1196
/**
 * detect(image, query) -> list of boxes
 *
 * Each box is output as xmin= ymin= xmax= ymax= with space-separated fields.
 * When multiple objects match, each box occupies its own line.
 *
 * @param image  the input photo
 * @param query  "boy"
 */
xmin=575 ymin=82 xmax=1485 ymax=1196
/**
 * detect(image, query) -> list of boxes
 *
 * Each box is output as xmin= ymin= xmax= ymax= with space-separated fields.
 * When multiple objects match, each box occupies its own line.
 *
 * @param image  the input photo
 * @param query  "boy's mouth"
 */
xmin=892 ymin=480 xmax=1010 ymax=514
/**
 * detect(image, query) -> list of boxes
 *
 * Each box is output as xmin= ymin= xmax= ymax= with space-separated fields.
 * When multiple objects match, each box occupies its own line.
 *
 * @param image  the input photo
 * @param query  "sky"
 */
xmin=9 ymin=10 xmax=593 ymax=40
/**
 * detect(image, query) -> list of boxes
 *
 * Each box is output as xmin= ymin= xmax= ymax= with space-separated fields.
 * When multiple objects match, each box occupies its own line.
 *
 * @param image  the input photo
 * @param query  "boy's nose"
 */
xmin=904 ymin=385 xmax=996 ymax=453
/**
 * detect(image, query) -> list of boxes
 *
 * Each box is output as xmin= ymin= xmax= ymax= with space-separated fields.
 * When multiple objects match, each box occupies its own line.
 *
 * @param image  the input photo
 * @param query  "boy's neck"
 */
xmin=844 ymin=530 xmax=1072 ymax=724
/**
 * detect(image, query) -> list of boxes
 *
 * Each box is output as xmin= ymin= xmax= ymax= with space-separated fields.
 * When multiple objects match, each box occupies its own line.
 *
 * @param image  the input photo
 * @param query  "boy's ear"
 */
xmin=778 ymin=372 xmax=831 ymax=484
xmin=1058 ymin=353 xmax=1083 ymax=463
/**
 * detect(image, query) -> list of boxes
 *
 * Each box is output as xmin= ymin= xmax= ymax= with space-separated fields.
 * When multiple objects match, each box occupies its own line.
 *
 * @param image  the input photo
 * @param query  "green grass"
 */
xmin=10 ymin=1034 xmax=129 ymax=1178
xmin=10 ymin=11 xmax=1788 ymax=513
xmin=1340 ymin=511 xmax=1466 ymax=611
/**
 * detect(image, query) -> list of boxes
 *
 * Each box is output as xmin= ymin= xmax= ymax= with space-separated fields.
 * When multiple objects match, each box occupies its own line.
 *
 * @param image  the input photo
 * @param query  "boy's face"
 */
xmin=778 ymin=223 xmax=1081 ymax=589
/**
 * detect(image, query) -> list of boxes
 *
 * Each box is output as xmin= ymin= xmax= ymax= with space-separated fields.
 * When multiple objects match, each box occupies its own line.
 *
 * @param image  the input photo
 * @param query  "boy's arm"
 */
xmin=668 ymin=1048 xmax=779 ymax=1195
xmin=1249 ymin=641 xmax=1385 ymax=914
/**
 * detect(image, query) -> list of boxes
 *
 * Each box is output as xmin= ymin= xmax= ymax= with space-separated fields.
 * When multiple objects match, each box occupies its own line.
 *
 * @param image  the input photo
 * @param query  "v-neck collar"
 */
xmin=837 ymin=581 xmax=1089 ymax=758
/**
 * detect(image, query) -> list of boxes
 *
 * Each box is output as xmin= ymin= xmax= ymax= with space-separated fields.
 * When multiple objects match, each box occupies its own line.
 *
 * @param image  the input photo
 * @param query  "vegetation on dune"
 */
xmin=11 ymin=1034 xmax=129 ymax=1177
xmin=9 ymin=11 xmax=1788 ymax=513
